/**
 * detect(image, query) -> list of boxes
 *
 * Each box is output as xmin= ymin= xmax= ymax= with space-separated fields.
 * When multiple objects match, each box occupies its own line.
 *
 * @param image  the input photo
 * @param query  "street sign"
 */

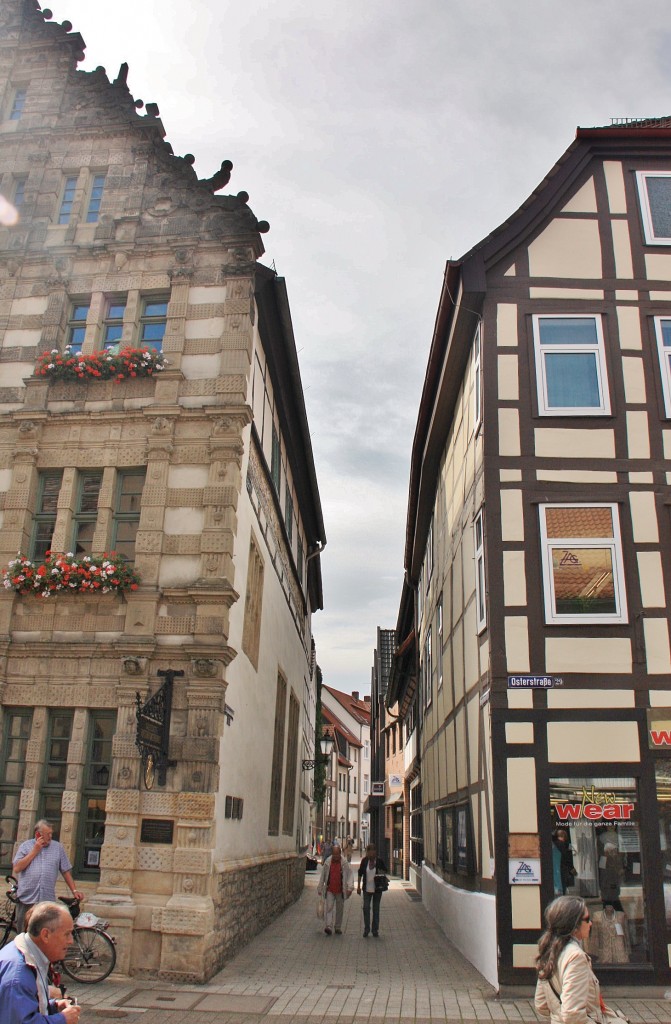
xmin=371 ymin=781 xmax=385 ymax=796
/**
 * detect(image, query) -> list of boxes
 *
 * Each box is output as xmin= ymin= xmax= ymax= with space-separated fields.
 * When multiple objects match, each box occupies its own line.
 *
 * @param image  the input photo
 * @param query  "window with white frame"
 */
xmin=654 ymin=317 xmax=671 ymax=416
xmin=437 ymin=594 xmax=443 ymax=689
xmin=473 ymin=322 xmax=482 ymax=432
xmin=636 ymin=171 xmax=671 ymax=245
xmin=58 ymin=175 xmax=78 ymax=224
xmin=85 ymin=174 xmax=106 ymax=223
xmin=474 ymin=509 xmax=487 ymax=632
xmin=9 ymin=87 xmax=27 ymax=121
xmin=66 ymin=301 xmax=89 ymax=354
xmin=424 ymin=627 xmax=432 ymax=709
xmin=532 ymin=314 xmax=610 ymax=415
xmin=138 ymin=296 xmax=168 ymax=351
xmin=102 ymin=298 xmax=126 ymax=349
xmin=539 ymin=503 xmax=628 ymax=624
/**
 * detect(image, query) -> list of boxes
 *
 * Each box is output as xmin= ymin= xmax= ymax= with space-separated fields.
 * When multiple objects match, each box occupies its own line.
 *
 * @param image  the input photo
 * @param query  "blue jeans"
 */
xmin=362 ymin=890 xmax=382 ymax=934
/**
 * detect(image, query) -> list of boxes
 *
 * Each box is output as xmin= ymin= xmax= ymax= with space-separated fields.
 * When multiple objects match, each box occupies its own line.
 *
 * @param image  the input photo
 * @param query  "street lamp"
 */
xmin=302 ymin=732 xmax=334 ymax=770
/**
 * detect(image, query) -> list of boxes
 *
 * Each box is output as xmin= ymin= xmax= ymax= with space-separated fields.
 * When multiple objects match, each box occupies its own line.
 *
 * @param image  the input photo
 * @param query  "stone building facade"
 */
xmin=0 ymin=0 xmax=325 ymax=981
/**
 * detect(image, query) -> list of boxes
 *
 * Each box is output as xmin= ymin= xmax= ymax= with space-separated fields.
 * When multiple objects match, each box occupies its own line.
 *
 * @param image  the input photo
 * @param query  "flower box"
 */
xmin=35 ymin=346 xmax=166 ymax=383
xmin=2 ymin=551 xmax=141 ymax=598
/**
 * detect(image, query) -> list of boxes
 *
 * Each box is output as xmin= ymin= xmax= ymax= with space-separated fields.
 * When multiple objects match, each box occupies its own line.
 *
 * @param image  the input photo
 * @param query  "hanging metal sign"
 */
xmin=135 ymin=668 xmax=184 ymax=787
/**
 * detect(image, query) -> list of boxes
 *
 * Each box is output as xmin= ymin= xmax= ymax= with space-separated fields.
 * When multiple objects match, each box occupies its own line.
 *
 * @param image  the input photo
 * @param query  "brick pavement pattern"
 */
xmin=67 ymin=876 xmax=671 ymax=1023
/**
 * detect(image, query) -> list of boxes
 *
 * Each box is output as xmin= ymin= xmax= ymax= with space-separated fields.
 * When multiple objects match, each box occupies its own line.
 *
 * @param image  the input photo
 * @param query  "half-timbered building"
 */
xmin=389 ymin=118 xmax=671 ymax=988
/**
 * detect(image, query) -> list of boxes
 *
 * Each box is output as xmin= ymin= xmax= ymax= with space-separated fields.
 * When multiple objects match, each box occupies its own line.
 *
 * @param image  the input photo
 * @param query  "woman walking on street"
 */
xmin=357 ymin=843 xmax=388 ymax=938
xmin=535 ymin=895 xmax=625 ymax=1024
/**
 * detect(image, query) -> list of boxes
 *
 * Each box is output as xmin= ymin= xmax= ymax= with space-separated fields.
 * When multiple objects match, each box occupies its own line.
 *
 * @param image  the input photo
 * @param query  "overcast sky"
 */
xmin=46 ymin=0 xmax=670 ymax=695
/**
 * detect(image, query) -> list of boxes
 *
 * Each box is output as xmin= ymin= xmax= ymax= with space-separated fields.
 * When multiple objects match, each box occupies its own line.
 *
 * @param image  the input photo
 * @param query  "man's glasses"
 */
xmin=582 ymin=914 xmax=591 ymax=923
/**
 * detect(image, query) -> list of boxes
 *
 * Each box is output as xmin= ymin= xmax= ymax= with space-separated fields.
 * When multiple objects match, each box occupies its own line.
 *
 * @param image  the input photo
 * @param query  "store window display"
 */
xmin=550 ymin=777 xmax=648 ymax=964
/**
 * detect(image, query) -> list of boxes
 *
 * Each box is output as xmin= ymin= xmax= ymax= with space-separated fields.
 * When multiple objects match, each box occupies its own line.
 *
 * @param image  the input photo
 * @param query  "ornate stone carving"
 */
xmin=191 ymin=659 xmax=217 ymax=678
xmin=123 ymin=657 xmax=144 ymax=676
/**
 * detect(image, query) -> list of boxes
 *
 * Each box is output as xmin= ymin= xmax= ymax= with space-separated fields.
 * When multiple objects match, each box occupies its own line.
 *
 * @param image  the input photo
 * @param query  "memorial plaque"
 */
xmin=140 ymin=818 xmax=174 ymax=844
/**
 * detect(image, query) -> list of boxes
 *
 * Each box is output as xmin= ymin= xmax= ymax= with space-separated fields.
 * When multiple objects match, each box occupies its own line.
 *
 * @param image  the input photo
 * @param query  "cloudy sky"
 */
xmin=47 ymin=0 xmax=670 ymax=695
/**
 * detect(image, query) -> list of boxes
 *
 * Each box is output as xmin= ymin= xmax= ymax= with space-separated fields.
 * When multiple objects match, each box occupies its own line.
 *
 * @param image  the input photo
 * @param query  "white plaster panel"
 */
xmin=650 ymin=692 xmax=671 ymax=708
xmin=10 ymin=296 xmax=48 ymax=315
xmin=187 ymin=286 xmax=227 ymax=304
xmin=500 ymin=490 xmax=524 ymax=542
xmin=504 ymin=264 xmax=516 ymax=277
xmin=422 ymin=865 xmax=498 ymax=987
xmin=561 ymin=178 xmax=597 ymax=213
xmin=534 ymin=429 xmax=615 ymax=459
xmin=644 ymin=618 xmax=671 ymax=675
xmin=180 ymin=354 xmax=222 ymax=380
xmin=506 ymin=722 xmax=534 ymax=744
xmin=611 ymin=220 xmax=634 ymax=279
xmin=500 ymin=469 xmax=522 ymax=482
xmin=163 ymin=508 xmax=205 ymax=535
xmin=616 ymin=306 xmax=642 ymax=350
xmin=511 ymin=886 xmax=541 ymax=929
xmin=547 ymin=689 xmax=635 ymax=709
xmin=467 ymin=696 xmax=479 ymax=783
xmin=545 ymin=637 xmax=632 ymax=674
xmin=645 ymin=255 xmax=671 ymax=280
xmin=536 ymin=469 xmax=617 ymax=484
xmin=503 ymin=550 xmax=527 ymax=607
xmin=167 ymin=466 xmax=209 ymax=488
xmin=498 ymin=354 xmax=519 ymax=401
xmin=157 ymin=555 xmax=200 ymax=588
xmin=626 ymin=411 xmax=650 ymax=459
xmin=464 ymin=602 xmax=479 ymax=692
xmin=455 ymin=709 xmax=468 ymax=791
xmin=547 ymin=721 xmax=639 ymax=762
xmin=616 ymin=290 xmax=638 ymax=301
xmin=528 ymin=219 xmax=602 ymax=279
xmin=3 ymin=329 xmax=42 ymax=348
xmin=629 ymin=491 xmax=659 ymax=543
xmin=497 ymin=303 xmax=518 ymax=347
xmin=507 ymin=758 xmax=537 ymax=832
xmin=508 ymin=689 xmax=534 ymax=709
xmin=184 ymin=318 xmax=225 ymax=339
xmin=664 ymin=433 xmax=671 ymax=461
xmin=630 ymin=472 xmax=653 ymax=483
xmin=603 ymin=162 xmax=627 ymax=214
xmin=650 ymin=291 xmax=671 ymax=302
xmin=505 ymin=616 xmax=530 ymax=673
xmin=529 ymin=288 xmax=603 ymax=300
xmin=513 ymin=944 xmax=540 ymax=969
xmin=498 ymin=408 xmax=521 ymax=457
xmin=638 ymin=552 xmax=666 ymax=608
xmin=622 ymin=357 xmax=647 ymax=404
xmin=1 ymin=362 xmax=32 ymax=385
xmin=0 ymin=469 xmax=12 ymax=492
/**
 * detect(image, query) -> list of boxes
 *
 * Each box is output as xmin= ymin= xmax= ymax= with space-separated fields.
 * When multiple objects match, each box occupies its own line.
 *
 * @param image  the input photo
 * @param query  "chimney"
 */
xmin=352 ymin=691 xmax=359 ymax=701
xmin=364 ymin=695 xmax=371 ymax=704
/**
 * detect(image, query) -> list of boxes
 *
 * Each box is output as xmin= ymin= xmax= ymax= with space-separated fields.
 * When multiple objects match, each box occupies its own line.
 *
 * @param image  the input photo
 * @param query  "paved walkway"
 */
xmin=68 ymin=874 xmax=671 ymax=1023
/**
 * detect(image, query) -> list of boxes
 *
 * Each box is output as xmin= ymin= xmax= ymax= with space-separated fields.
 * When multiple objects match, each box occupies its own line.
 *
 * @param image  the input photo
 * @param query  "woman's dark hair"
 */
xmin=536 ymin=896 xmax=586 ymax=979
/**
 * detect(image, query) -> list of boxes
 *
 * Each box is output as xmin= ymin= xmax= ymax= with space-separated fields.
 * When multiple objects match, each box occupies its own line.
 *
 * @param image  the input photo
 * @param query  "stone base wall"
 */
xmin=206 ymin=854 xmax=306 ymax=979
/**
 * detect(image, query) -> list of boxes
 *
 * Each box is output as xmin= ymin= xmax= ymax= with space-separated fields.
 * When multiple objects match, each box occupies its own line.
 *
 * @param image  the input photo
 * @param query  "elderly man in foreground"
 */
xmin=317 ymin=841 xmax=354 ymax=935
xmin=0 ymin=901 xmax=81 ymax=1023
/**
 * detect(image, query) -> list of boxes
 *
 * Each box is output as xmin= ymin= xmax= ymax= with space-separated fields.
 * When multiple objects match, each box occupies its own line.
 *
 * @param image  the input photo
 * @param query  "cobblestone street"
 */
xmin=69 ymin=873 xmax=671 ymax=1024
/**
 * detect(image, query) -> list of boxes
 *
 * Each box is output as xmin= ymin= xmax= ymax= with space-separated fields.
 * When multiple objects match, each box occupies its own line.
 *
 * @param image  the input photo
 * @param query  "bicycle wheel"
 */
xmin=0 ymin=918 xmax=16 ymax=950
xmin=60 ymin=927 xmax=116 ymax=983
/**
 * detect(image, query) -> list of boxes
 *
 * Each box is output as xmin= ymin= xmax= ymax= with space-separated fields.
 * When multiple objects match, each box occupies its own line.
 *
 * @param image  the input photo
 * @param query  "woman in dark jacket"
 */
xmin=356 ymin=843 xmax=388 ymax=937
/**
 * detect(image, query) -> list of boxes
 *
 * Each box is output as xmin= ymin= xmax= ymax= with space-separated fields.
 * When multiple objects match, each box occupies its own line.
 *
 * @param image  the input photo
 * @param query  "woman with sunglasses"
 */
xmin=535 ymin=895 xmax=623 ymax=1024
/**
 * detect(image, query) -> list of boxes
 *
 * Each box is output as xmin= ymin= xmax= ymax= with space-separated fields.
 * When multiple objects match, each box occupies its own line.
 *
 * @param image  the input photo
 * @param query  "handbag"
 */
xmin=374 ymin=872 xmax=389 ymax=892
xmin=546 ymin=977 xmax=630 ymax=1024
xmin=316 ymin=895 xmax=325 ymax=919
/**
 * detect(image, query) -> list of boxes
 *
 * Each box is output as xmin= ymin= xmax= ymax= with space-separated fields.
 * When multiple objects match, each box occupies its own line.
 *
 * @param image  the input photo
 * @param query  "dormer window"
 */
xmin=636 ymin=171 xmax=671 ymax=244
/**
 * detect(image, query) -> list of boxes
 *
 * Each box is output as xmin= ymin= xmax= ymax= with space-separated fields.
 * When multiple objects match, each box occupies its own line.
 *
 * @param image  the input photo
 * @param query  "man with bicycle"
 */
xmin=13 ymin=821 xmax=83 ymax=934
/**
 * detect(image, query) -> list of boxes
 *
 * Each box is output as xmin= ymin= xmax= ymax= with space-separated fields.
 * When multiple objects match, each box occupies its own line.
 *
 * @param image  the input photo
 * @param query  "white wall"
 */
xmin=422 ymin=863 xmax=498 ymax=989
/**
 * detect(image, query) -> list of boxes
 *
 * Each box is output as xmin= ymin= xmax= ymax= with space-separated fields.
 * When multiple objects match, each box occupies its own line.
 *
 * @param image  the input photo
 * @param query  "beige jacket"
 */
xmin=535 ymin=939 xmax=604 ymax=1024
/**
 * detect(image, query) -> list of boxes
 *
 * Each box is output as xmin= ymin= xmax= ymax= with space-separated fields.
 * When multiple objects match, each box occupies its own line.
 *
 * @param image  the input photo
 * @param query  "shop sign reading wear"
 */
xmin=647 ymin=709 xmax=671 ymax=748
xmin=554 ymin=785 xmax=635 ymax=824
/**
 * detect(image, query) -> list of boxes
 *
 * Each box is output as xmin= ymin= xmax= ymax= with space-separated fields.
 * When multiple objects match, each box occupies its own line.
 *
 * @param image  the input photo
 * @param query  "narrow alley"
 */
xmin=70 ymin=874 xmax=670 ymax=1024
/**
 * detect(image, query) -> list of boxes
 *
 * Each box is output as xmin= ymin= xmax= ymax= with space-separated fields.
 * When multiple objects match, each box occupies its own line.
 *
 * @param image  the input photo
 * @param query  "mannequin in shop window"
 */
xmin=587 ymin=904 xmax=630 ymax=963
xmin=599 ymin=839 xmax=625 ymax=912
xmin=552 ymin=829 xmax=577 ymax=895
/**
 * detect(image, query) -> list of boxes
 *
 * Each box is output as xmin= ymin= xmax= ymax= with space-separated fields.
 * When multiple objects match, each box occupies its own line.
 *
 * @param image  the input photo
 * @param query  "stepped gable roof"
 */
xmin=10 ymin=1 xmax=269 ymax=243
xmin=403 ymin=117 xmax=671 ymax=579
xmin=321 ymin=706 xmax=362 ymax=748
xmin=323 ymin=685 xmax=371 ymax=726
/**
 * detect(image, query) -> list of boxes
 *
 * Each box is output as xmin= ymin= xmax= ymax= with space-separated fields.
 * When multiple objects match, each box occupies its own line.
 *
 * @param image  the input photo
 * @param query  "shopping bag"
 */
xmin=316 ymin=895 xmax=325 ymax=919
